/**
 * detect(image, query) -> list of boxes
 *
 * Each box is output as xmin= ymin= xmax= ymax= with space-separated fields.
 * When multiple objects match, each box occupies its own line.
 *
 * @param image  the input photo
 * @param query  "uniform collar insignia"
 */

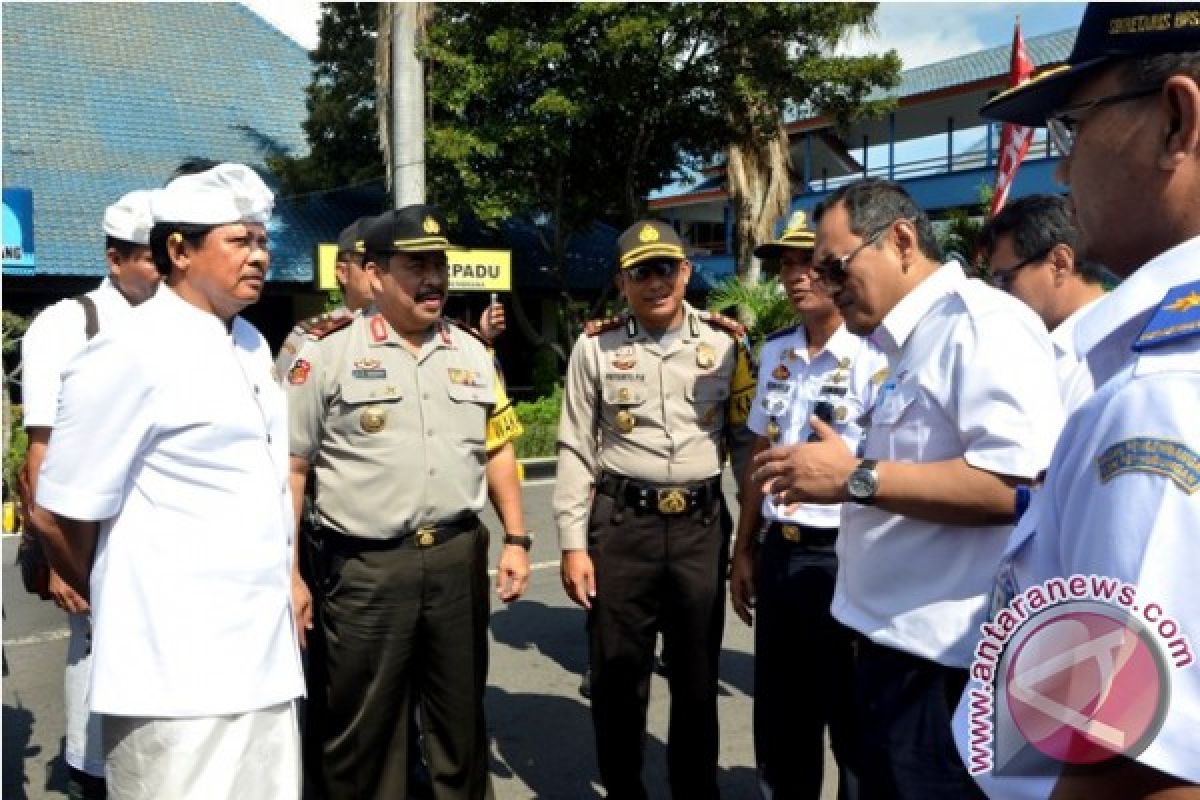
xmin=1133 ymin=279 xmax=1200 ymax=352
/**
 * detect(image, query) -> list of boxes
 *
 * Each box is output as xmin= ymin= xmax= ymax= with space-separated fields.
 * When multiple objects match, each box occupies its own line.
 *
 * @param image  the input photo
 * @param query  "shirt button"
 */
xmin=267 ymin=434 xmax=273 ymax=444
xmin=254 ymin=385 xmax=260 ymax=394
xmin=427 ymin=429 xmax=434 ymax=437
xmin=423 ymin=393 xmax=431 ymax=400
xmin=429 ymin=468 xmax=436 ymax=476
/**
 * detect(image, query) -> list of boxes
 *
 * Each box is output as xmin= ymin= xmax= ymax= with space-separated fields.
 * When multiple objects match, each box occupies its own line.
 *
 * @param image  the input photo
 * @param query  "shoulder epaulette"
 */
xmin=1133 ymin=279 xmax=1200 ymax=352
xmin=699 ymin=310 xmax=747 ymax=339
xmin=298 ymin=307 xmax=356 ymax=340
xmin=764 ymin=323 xmax=800 ymax=343
xmin=445 ymin=317 xmax=490 ymax=348
xmin=585 ymin=315 xmax=627 ymax=337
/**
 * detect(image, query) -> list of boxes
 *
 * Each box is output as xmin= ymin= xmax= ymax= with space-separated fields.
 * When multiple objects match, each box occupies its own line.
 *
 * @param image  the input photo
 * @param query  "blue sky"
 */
xmin=245 ymin=1 xmax=1086 ymax=70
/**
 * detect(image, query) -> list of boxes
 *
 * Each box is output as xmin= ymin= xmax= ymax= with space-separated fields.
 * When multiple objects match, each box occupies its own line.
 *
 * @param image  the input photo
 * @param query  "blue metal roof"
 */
xmin=1 ymin=2 xmax=351 ymax=281
xmin=867 ymin=28 xmax=1077 ymax=103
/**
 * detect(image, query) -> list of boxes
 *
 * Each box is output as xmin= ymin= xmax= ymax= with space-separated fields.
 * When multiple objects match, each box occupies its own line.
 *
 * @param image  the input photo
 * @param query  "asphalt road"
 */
xmin=3 ymin=477 xmax=837 ymax=799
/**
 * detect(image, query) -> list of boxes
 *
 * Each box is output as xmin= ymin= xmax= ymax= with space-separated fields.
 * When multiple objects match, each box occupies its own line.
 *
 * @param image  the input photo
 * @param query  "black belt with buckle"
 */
xmin=595 ymin=471 xmax=720 ymax=516
xmin=765 ymin=521 xmax=838 ymax=548
xmin=319 ymin=514 xmax=479 ymax=551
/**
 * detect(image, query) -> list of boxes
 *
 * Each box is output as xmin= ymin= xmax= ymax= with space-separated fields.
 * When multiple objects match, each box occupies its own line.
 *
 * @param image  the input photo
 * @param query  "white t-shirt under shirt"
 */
xmin=832 ymin=262 xmax=1064 ymax=668
xmin=37 ymin=287 xmax=305 ymax=718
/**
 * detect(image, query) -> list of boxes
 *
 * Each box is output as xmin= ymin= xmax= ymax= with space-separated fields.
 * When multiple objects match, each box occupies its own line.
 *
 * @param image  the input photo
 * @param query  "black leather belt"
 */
xmin=318 ymin=514 xmax=479 ymax=551
xmin=595 ymin=471 xmax=721 ymax=516
xmin=765 ymin=521 xmax=838 ymax=548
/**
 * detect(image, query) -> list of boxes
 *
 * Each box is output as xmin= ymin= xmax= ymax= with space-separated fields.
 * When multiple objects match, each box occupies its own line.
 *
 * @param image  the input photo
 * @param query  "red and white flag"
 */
xmin=990 ymin=20 xmax=1035 ymax=217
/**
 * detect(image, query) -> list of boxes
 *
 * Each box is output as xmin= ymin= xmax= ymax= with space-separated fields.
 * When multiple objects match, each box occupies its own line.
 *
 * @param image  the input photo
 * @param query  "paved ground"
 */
xmin=3 ymin=477 xmax=837 ymax=799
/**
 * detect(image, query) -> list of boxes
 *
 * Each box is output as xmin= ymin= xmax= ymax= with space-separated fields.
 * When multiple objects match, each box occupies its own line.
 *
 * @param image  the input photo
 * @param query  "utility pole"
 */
xmin=393 ymin=2 xmax=425 ymax=207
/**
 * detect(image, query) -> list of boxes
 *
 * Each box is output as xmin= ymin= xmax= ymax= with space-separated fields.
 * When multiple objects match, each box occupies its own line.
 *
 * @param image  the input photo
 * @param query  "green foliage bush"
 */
xmin=514 ymin=384 xmax=562 ymax=459
xmin=5 ymin=405 xmax=28 ymax=502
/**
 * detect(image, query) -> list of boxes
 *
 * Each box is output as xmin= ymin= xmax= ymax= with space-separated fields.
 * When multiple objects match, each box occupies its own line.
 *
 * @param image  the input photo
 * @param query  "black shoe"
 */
xmin=67 ymin=767 xmax=106 ymax=800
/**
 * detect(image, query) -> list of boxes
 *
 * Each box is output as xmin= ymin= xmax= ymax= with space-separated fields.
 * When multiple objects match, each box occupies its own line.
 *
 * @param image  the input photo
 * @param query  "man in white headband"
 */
xmin=19 ymin=188 xmax=160 ymax=800
xmin=36 ymin=163 xmax=306 ymax=799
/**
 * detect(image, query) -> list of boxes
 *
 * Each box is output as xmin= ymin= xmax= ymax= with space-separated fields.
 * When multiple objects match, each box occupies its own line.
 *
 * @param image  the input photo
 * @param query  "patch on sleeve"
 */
xmin=1133 ymin=279 xmax=1200 ymax=351
xmin=287 ymin=358 xmax=312 ymax=386
xmin=1096 ymin=437 xmax=1200 ymax=494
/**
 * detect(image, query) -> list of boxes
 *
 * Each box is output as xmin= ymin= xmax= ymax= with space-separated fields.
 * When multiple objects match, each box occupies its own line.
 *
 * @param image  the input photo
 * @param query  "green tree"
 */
xmin=271 ymin=3 xmax=384 ymax=194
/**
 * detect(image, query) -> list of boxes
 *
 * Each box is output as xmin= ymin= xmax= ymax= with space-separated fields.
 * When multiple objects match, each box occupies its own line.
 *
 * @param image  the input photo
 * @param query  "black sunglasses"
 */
xmin=626 ymin=259 xmax=680 ymax=283
xmin=987 ymin=247 xmax=1051 ymax=291
xmin=814 ymin=225 xmax=890 ymax=289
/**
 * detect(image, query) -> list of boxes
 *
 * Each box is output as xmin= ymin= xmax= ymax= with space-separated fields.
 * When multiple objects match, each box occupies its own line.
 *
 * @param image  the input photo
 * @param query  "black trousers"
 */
xmin=754 ymin=533 xmax=858 ymax=800
xmin=853 ymin=637 xmax=986 ymax=800
xmin=314 ymin=524 xmax=494 ymax=800
xmin=586 ymin=490 xmax=731 ymax=800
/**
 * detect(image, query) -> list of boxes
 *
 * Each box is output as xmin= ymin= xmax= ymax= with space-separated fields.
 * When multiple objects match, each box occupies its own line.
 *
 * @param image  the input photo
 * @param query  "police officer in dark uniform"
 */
xmin=555 ymin=220 xmax=755 ymax=799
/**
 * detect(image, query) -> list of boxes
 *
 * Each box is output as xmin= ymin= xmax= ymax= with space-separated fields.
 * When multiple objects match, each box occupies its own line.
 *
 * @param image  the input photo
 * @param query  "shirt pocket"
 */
xmin=446 ymin=382 xmax=492 ymax=448
xmin=868 ymin=382 xmax=928 ymax=461
xmin=687 ymin=375 xmax=731 ymax=431
xmin=333 ymin=381 xmax=403 ymax=442
xmin=602 ymin=380 xmax=648 ymax=430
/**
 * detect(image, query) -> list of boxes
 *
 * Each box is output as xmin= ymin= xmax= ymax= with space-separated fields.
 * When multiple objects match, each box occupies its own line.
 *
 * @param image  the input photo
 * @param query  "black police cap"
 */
xmin=336 ymin=217 xmax=368 ymax=255
xmin=982 ymin=3 xmax=1200 ymax=126
xmin=615 ymin=220 xmax=686 ymax=270
xmin=362 ymin=204 xmax=463 ymax=254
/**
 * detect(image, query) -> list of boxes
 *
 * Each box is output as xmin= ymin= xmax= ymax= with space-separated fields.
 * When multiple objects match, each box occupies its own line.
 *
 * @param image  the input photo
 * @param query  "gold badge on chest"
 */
xmin=360 ymin=405 xmax=387 ymax=433
xmin=695 ymin=342 xmax=715 ymax=369
xmin=615 ymin=409 xmax=636 ymax=433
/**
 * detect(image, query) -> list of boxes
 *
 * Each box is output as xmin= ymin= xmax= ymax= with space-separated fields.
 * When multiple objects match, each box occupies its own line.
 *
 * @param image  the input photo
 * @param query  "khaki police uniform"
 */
xmin=287 ymin=308 xmax=521 ymax=800
xmin=555 ymin=296 xmax=755 ymax=800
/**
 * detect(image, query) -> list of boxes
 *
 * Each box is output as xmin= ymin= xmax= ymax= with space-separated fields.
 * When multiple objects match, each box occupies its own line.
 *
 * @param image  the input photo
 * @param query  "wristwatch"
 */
xmin=846 ymin=459 xmax=880 ymax=505
xmin=503 ymin=532 xmax=534 ymax=550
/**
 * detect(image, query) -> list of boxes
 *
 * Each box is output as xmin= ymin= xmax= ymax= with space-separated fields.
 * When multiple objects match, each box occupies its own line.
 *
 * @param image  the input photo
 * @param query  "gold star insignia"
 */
xmin=1165 ymin=291 xmax=1200 ymax=313
xmin=423 ymin=216 xmax=441 ymax=234
xmin=638 ymin=224 xmax=660 ymax=243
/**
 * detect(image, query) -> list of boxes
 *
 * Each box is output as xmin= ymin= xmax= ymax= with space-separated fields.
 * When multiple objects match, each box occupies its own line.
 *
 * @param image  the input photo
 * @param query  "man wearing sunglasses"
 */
xmin=751 ymin=178 xmax=1064 ymax=799
xmin=555 ymin=219 xmax=755 ymax=799
xmin=730 ymin=210 xmax=887 ymax=800
xmin=978 ymin=193 xmax=1113 ymax=411
xmin=956 ymin=4 xmax=1200 ymax=798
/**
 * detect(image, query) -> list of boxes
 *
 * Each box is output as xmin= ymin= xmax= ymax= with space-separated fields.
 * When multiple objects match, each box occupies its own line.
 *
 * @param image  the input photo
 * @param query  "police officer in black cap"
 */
xmin=286 ymin=204 xmax=531 ymax=799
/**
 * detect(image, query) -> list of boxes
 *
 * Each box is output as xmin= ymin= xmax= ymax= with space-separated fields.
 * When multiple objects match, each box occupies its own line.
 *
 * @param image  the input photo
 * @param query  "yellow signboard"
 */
xmin=315 ymin=243 xmax=339 ymax=291
xmin=448 ymin=249 xmax=512 ymax=292
xmin=312 ymin=245 xmax=511 ymax=293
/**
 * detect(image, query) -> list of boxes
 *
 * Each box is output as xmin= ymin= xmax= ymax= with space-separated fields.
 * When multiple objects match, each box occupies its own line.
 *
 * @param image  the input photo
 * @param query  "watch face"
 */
xmin=849 ymin=467 xmax=878 ymax=500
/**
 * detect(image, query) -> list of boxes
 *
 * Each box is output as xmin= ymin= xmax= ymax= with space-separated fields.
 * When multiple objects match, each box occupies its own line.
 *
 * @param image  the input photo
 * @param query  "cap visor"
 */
xmin=981 ymin=58 xmax=1109 ymax=126
xmin=753 ymin=242 xmax=813 ymax=259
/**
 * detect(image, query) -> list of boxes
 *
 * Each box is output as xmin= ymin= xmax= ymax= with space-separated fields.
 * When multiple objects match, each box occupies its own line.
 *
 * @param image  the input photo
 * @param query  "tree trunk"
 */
xmin=726 ymin=116 xmax=793 ymax=292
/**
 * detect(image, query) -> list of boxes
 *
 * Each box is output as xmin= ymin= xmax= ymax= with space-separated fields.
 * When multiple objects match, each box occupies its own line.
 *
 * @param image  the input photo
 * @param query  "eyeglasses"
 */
xmin=814 ymin=225 xmax=889 ymax=290
xmin=987 ymin=247 xmax=1052 ymax=291
xmin=626 ymin=259 xmax=679 ymax=283
xmin=1046 ymin=85 xmax=1160 ymax=157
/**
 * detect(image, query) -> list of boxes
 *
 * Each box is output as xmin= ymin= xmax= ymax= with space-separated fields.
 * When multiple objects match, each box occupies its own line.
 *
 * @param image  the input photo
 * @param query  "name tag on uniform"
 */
xmin=352 ymin=368 xmax=388 ymax=379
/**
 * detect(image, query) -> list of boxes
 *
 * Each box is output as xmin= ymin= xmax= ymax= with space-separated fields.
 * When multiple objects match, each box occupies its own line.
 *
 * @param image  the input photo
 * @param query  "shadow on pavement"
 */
xmin=489 ymin=599 xmax=589 ymax=677
xmin=3 ymin=702 xmax=36 ymax=800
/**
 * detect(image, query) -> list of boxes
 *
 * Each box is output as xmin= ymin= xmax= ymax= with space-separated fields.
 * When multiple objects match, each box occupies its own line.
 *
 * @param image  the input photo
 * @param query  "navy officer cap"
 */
xmin=362 ymin=204 xmax=463 ymax=254
xmin=981 ymin=3 xmax=1200 ymax=126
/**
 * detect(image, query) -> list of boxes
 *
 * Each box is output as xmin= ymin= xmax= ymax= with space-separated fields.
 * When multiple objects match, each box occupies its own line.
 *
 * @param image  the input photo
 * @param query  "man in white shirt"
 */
xmin=37 ymin=163 xmax=306 ymax=800
xmin=20 ymin=189 xmax=160 ymax=799
xmin=731 ymin=210 xmax=885 ymax=800
xmin=956 ymin=4 xmax=1200 ymax=797
xmin=977 ymin=193 xmax=1112 ymax=411
xmin=752 ymin=178 xmax=1063 ymax=798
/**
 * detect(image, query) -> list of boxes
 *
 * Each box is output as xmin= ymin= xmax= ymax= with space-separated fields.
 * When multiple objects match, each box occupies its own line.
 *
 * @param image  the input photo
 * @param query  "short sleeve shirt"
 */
xmin=286 ymin=311 xmax=522 ymax=539
xmin=749 ymin=323 xmax=887 ymax=528
xmin=36 ymin=287 xmax=303 ymax=717
xmin=22 ymin=278 xmax=134 ymax=427
xmin=833 ymin=262 xmax=1065 ymax=668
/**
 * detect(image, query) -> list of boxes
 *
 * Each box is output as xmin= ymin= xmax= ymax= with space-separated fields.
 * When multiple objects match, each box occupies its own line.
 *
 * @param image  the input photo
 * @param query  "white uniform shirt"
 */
xmin=21 ymin=278 xmax=135 ymax=426
xmin=1049 ymin=295 xmax=1103 ymax=413
xmin=748 ymin=323 xmax=887 ymax=528
xmin=953 ymin=235 xmax=1200 ymax=794
xmin=37 ymin=287 xmax=305 ymax=717
xmin=833 ymin=262 xmax=1063 ymax=668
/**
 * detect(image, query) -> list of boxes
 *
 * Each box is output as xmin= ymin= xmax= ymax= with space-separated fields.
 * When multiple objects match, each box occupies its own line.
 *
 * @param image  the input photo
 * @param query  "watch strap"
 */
xmin=503 ymin=533 xmax=533 ymax=550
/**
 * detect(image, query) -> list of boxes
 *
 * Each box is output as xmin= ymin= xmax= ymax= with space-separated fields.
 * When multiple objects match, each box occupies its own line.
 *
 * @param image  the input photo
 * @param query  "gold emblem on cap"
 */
xmin=638 ymin=224 xmax=660 ymax=243
xmin=423 ymin=216 xmax=441 ymax=234
xmin=360 ymin=406 xmax=387 ymax=433
xmin=696 ymin=343 xmax=715 ymax=369
xmin=615 ymin=410 xmax=636 ymax=433
xmin=786 ymin=210 xmax=807 ymax=231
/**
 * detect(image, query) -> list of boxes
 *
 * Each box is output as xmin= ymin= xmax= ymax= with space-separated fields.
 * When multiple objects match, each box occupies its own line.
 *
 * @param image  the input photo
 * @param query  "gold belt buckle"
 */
xmin=780 ymin=524 xmax=801 ymax=543
xmin=415 ymin=526 xmax=437 ymax=548
xmin=657 ymin=488 xmax=688 ymax=515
